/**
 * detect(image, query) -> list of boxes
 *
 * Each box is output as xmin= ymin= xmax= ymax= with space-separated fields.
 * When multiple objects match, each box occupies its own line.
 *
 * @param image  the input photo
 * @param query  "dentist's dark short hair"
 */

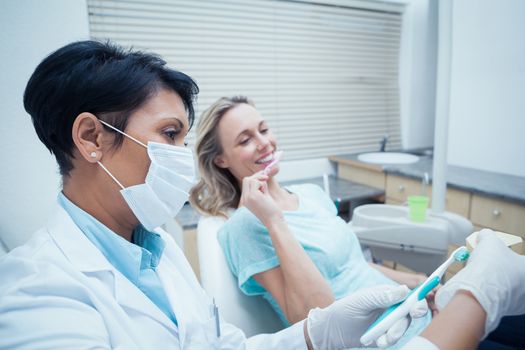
xmin=24 ymin=40 xmax=199 ymax=176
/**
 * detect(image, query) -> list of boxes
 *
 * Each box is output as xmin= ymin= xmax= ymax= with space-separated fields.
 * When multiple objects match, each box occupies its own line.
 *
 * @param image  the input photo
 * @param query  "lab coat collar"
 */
xmin=46 ymin=204 xmax=113 ymax=273
xmin=45 ymin=205 xmax=178 ymax=333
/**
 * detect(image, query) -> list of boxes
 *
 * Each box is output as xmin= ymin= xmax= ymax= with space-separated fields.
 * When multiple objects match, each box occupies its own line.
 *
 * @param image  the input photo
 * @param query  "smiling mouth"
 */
xmin=255 ymin=152 xmax=275 ymax=165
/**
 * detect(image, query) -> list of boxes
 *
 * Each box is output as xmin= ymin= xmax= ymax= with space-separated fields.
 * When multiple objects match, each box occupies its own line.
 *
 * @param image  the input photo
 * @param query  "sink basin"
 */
xmin=351 ymin=204 xmax=412 ymax=228
xmin=354 ymin=204 xmax=408 ymax=219
xmin=358 ymin=152 xmax=419 ymax=164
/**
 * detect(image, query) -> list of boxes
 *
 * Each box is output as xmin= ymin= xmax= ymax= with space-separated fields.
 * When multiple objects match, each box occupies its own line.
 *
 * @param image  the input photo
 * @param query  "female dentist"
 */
xmin=0 ymin=40 xmax=417 ymax=350
xmin=0 ymin=40 xmax=523 ymax=350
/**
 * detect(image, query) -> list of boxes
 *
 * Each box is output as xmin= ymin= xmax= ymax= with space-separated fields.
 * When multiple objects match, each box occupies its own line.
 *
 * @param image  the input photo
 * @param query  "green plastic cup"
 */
xmin=407 ymin=195 xmax=429 ymax=222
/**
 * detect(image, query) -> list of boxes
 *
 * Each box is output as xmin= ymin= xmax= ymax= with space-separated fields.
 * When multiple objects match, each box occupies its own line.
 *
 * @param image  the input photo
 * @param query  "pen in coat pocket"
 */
xmin=213 ymin=298 xmax=220 ymax=338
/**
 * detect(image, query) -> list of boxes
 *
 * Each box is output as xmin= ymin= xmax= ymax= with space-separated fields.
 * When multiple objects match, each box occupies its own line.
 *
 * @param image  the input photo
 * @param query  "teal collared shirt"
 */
xmin=58 ymin=192 xmax=177 ymax=326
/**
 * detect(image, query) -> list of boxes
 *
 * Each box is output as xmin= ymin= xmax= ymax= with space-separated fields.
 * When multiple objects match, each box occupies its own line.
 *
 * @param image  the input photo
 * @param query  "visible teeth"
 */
xmin=256 ymin=154 xmax=273 ymax=164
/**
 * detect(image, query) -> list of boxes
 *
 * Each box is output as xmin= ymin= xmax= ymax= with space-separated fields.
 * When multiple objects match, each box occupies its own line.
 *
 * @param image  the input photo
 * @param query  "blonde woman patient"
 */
xmin=190 ymin=96 xmax=433 ymax=349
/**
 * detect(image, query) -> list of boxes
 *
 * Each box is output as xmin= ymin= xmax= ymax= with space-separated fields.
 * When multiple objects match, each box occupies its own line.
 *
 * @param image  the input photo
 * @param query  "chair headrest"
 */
xmin=197 ymin=209 xmax=235 ymax=235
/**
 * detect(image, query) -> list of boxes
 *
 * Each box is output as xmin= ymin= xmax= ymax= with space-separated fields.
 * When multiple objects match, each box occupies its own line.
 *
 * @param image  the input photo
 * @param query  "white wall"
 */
xmin=0 ymin=0 xmax=89 ymax=250
xmin=398 ymin=0 xmax=438 ymax=150
xmin=447 ymin=0 xmax=525 ymax=177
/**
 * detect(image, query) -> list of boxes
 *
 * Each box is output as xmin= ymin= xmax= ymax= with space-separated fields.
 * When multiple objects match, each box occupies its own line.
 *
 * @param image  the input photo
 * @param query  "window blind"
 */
xmin=88 ymin=0 xmax=403 ymax=159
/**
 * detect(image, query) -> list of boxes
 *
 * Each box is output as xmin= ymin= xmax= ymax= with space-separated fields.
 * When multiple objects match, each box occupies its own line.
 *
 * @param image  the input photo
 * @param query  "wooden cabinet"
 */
xmin=385 ymin=198 xmax=404 ymax=206
xmin=385 ymin=174 xmax=471 ymax=218
xmin=338 ymin=163 xmax=385 ymax=189
xmin=385 ymin=175 xmax=421 ymax=200
xmin=470 ymin=194 xmax=525 ymax=237
xmin=336 ymin=163 xmax=472 ymax=218
xmin=444 ymin=188 xmax=472 ymax=218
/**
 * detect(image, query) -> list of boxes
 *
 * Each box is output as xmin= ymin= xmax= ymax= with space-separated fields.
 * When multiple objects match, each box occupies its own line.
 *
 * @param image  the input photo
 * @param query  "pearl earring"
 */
xmin=90 ymin=152 xmax=97 ymax=158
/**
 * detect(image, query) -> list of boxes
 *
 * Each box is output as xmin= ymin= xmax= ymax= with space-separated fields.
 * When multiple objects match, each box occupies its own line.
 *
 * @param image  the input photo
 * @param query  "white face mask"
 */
xmin=96 ymin=120 xmax=195 ymax=231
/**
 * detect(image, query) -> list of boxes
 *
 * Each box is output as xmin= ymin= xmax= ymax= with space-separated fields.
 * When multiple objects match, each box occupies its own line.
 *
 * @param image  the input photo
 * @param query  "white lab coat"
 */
xmin=0 ymin=205 xmax=306 ymax=349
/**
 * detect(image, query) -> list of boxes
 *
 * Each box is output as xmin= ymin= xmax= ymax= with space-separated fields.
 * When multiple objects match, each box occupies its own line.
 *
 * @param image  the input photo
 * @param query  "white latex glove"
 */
xmin=306 ymin=284 xmax=428 ymax=349
xmin=436 ymin=229 xmax=525 ymax=338
xmin=374 ymin=298 xmax=428 ymax=348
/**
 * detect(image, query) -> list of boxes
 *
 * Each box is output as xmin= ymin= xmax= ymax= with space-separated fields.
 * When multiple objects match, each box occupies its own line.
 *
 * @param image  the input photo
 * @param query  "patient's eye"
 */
xmin=260 ymin=121 xmax=269 ymax=134
xmin=239 ymin=137 xmax=251 ymax=145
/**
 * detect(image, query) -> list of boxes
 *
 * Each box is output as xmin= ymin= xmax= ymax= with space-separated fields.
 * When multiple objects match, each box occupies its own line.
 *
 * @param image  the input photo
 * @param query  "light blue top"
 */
xmin=218 ymin=184 xmax=431 ymax=349
xmin=58 ymin=192 xmax=177 ymax=326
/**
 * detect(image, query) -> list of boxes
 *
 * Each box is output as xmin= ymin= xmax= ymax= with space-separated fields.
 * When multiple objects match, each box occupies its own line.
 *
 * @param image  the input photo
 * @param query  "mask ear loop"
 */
xmin=98 ymin=119 xmax=148 ymax=148
xmin=97 ymin=161 xmax=125 ymax=190
xmin=96 ymin=119 xmax=148 ymax=190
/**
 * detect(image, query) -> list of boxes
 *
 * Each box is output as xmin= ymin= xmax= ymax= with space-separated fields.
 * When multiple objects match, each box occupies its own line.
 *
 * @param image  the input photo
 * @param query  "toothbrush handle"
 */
xmin=360 ymin=294 xmax=416 ymax=346
xmin=360 ymin=276 xmax=440 ymax=346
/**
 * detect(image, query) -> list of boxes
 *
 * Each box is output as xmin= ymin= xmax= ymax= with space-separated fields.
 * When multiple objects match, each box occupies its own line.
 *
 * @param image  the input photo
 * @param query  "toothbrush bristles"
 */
xmin=453 ymin=247 xmax=470 ymax=262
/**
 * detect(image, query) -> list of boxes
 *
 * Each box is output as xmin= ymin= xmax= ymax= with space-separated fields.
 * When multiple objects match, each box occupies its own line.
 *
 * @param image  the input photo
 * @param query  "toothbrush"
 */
xmin=360 ymin=246 xmax=470 ymax=346
xmin=263 ymin=151 xmax=283 ymax=175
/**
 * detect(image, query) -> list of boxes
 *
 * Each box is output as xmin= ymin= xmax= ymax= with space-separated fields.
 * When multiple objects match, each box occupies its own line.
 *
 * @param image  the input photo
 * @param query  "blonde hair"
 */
xmin=189 ymin=96 xmax=255 ymax=217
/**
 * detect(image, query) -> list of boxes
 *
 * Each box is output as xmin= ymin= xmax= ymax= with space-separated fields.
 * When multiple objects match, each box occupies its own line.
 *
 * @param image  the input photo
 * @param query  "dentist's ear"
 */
xmin=72 ymin=113 xmax=104 ymax=163
xmin=213 ymin=155 xmax=229 ymax=169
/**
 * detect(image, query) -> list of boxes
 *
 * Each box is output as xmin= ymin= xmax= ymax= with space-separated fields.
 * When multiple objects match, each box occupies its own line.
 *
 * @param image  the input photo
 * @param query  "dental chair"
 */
xmin=197 ymin=215 xmax=284 ymax=337
xmin=162 ymin=218 xmax=185 ymax=250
